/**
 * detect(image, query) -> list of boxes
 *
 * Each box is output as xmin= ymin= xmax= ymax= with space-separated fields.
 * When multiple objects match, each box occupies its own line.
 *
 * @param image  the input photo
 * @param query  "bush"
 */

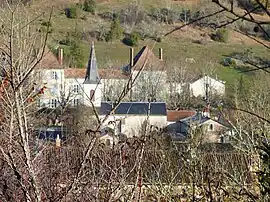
xmin=213 ymin=28 xmax=229 ymax=43
xmin=123 ymin=32 xmax=140 ymax=46
xmin=83 ymin=0 xmax=96 ymax=14
xmin=41 ymin=21 xmax=52 ymax=27
xmin=222 ymin=57 xmax=237 ymax=67
xmin=65 ymin=7 xmax=78 ymax=19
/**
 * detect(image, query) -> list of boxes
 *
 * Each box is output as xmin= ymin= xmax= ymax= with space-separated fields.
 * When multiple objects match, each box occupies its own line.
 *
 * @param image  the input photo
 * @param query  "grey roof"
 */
xmin=100 ymin=102 xmax=167 ymax=116
xmin=84 ymin=42 xmax=100 ymax=84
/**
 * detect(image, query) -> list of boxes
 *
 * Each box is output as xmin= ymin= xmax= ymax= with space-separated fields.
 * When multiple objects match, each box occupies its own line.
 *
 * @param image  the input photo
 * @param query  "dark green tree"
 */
xmin=106 ymin=17 xmax=123 ymax=42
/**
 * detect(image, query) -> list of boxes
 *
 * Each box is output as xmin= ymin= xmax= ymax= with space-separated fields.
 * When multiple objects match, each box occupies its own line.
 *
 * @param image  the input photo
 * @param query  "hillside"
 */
xmin=13 ymin=0 xmax=270 ymax=87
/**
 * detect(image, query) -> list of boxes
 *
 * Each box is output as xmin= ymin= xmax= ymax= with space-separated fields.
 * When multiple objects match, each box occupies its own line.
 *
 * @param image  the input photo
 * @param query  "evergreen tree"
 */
xmin=106 ymin=17 xmax=123 ymax=42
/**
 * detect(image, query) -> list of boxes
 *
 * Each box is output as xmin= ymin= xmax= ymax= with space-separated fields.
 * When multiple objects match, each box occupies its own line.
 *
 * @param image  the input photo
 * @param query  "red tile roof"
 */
xmin=132 ymin=46 xmax=165 ymax=72
xmin=38 ymin=47 xmax=62 ymax=69
xmin=64 ymin=68 xmax=129 ymax=79
xmin=167 ymin=110 xmax=196 ymax=122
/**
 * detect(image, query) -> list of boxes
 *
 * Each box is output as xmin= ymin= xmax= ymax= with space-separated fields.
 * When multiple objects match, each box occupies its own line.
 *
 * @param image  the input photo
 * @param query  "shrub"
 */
xmin=83 ymin=0 xmax=96 ymax=15
xmin=222 ymin=57 xmax=237 ymax=67
xmin=41 ymin=21 xmax=52 ymax=27
xmin=65 ymin=7 xmax=78 ymax=19
xmin=213 ymin=28 xmax=229 ymax=43
xmin=123 ymin=32 xmax=140 ymax=46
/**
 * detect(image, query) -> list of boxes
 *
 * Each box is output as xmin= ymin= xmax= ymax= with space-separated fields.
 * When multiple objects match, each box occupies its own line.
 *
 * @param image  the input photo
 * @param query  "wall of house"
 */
xmin=200 ymin=119 xmax=228 ymax=143
xmin=39 ymin=69 xmax=64 ymax=108
xmin=100 ymin=115 xmax=167 ymax=137
xmin=190 ymin=76 xmax=225 ymax=97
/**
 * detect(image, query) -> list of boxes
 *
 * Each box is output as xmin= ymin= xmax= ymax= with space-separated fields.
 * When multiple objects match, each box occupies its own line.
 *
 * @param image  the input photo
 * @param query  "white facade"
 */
xmin=100 ymin=114 xmax=167 ymax=138
xmin=83 ymin=83 xmax=102 ymax=107
xmin=190 ymin=76 xmax=225 ymax=97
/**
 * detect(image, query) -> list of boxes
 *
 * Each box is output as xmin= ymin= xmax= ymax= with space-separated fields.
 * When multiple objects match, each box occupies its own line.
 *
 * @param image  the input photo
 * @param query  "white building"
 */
xmin=190 ymin=75 xmax=225 ymax=97
xmin=99 ymin=102 xmax=167 ymax=137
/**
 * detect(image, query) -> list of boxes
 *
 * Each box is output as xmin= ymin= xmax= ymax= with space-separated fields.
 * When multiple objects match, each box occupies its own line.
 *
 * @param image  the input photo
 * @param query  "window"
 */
xmin=209 ymin=124 xmax=214 ymax=131
xmin=106 ymin=139 xmax=111 ymax=146
xmin=73 ymin=99 xmax=79 ymax=106
xmin=50 ymin=99 xmax=57 ymax=108
xmin=73 ymin=85 xmax=79 ymax=93
xmin=90 ymin=89 xmax=95 ymax=101
xmin=52 ymin=71 xmax=57 ymax=80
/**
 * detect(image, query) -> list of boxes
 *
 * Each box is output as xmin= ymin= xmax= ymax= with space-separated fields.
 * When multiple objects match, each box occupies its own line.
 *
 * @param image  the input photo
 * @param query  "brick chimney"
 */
xmin=58 ymin=48 xmax=63 ymax=66
xmin=159 ymin=48 xmax=163 ymax=61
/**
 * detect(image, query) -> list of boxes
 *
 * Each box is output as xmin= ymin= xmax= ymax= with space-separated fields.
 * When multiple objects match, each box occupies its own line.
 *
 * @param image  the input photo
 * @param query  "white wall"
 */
xmin=83 ymin=83 xmax=102 ymax=107
xmin=190 ymin=76 xmax=225 ymax=97
xmin=39 ymin=69 xmax=64 ymax=108
xmin=100 ymin=115 xmax=167 ymax=137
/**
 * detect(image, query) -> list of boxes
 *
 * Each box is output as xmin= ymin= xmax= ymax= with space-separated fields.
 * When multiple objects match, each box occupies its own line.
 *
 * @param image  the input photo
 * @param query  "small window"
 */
xmin=209 ymin=124 xmax=214 ymax=131
xmin=121 ymin=119 xmax=125 ymax=125
xmin=90 ymin=89 xmax=95 ymax=101
xmin=73 ymin=85 xmax=79 ymax=93
xmin=52 ymin=71 xmax=57 ymax=80
xmin=73 ymin=99 xmax=79 ymax=106
xmin=50 ymin=99 xmax=57 ymax=108
xmin=106 ymin=139 xmax=111 ymax=146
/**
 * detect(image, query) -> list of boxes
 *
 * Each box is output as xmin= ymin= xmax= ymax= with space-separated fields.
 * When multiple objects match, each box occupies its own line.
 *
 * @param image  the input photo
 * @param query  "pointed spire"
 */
xmin=84 ymin=42 xmax=100 ymax=84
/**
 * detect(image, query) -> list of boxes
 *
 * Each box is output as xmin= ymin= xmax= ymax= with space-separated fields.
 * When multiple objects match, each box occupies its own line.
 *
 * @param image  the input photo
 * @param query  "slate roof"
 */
xmin=84 ymin=42 xmax=100 ymax=84
xmin=100 ymin=102 xmax=167 ymax=116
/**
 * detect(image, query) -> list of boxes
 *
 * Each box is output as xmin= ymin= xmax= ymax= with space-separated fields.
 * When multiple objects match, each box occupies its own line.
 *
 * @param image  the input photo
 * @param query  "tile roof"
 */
xmin=100 ymin=102 xmax=167 ymax=116
xmin=64 ymin=68 xmax=129 ymax=79
xmin=167 ymin=110 xmax=197 ymax=122
xmin=38 ymin=47 xmax=62 ymax=69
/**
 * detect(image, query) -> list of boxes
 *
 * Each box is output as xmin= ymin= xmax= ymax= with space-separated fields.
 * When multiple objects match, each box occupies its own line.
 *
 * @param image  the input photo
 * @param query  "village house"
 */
xmin=167 ymin=111 xmax=234 ymax=143
xmin=189 ymin=75 xmax=225 ymax=97
xmin=100 ymin=102 xmax=167 ymax=137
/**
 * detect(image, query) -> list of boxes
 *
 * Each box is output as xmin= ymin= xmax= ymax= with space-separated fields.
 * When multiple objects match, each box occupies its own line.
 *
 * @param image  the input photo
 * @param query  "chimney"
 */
xmin=129 ymin=47 xmax=134 ymax=67
xmin=56 ymin=134 xmax=61 ymax=148
xmin=159 ymin=48 xmax=163 ymax=61
xmin=58 ymin=48 xmax=63 ymax=66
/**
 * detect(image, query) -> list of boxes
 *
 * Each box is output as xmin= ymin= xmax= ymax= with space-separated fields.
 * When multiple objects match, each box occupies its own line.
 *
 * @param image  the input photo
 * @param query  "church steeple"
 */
xmin=84 ymin=42 xmax=100 ymax=84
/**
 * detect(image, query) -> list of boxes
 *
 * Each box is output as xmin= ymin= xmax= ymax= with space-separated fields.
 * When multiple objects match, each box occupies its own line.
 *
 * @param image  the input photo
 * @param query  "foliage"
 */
xmin=149 ymin=7 xmax=179 ymax=24
xmin=222 ymin=57 xmax=237 ymax=67
xmin=65 ymin=6 xmax=78 ymax=19
xmin=83 ymin=0 xmax=96 ymax=15
xmin=41 ymin=21 xmax=52 ymax=27
xmin=58 ymin=31 xmax=84 ymax=67
xmin=213 ymin=28 xmax=230 ymax=43
xmin=123 ymin=32 xmax=140 ymax=46
xmin=119 ymin=4 xmax=148 ymax=26
xmin=105 ymin=17 xmax=123 ymax=42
